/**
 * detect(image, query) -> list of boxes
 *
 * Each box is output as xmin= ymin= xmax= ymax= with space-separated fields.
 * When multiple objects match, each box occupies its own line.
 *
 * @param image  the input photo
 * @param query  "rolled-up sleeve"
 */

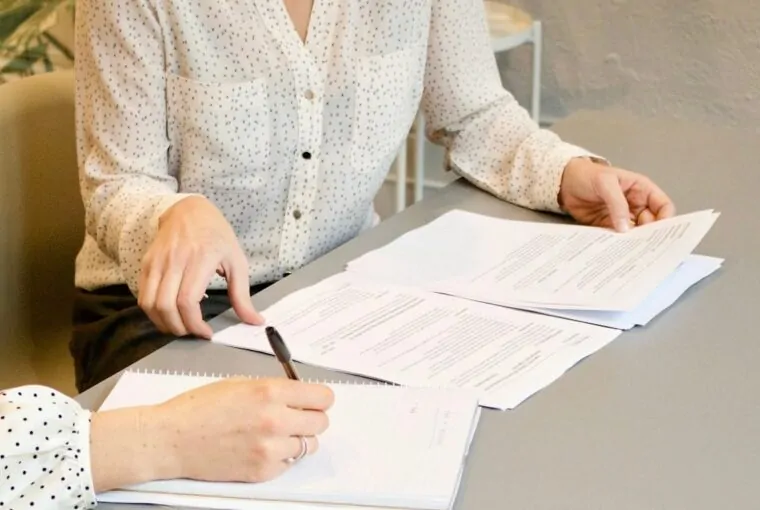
xmin=0 ymin=386 xmax=95 ymax=510
xmin=75 ymin=0 xmax=199 ymax=294
xmin=422 ymin=0 xmax=604 ymax=213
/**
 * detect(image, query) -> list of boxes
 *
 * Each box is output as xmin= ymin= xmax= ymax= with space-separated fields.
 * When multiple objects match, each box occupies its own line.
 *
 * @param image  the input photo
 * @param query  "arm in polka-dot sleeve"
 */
xmin=422 ymin=0 xmax=606 ymax=214
xmin=75 ymin=0 xmax=201 ymax=295
xmin=0 ymin=386 xmax=95 ymax=510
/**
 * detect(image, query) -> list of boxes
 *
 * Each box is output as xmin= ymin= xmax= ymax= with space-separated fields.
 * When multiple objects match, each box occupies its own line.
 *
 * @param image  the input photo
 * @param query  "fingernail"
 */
xmin=615 ymin=219 xmax=630 ymax=232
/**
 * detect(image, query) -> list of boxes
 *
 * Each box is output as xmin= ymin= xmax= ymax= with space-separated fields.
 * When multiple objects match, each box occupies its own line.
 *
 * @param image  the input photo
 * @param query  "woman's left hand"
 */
xmin=558 ymin=157 xmax=676 ymax=232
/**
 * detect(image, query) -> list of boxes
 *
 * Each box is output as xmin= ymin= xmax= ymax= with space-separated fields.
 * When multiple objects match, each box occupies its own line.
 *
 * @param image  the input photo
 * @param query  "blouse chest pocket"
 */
xmin=351 ymin=42 xmax=425 ymax=178
xmin=166 ymin=74 xmax=270 ymax=190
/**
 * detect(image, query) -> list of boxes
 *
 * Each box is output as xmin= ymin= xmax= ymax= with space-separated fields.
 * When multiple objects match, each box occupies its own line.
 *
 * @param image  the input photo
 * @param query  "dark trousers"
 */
xmin=70 ymin=282 xmax=273 ymax=393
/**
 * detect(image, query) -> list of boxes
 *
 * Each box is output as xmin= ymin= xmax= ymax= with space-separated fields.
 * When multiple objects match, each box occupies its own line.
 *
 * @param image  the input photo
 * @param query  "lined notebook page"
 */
xmin=97 ymin=371 xmax=481 ymax=510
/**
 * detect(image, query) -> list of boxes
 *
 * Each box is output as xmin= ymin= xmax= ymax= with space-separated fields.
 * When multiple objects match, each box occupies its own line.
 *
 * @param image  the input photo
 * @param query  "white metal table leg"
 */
xmin=530 ymin=20 xmax=542 ymax=123
xmin=414 ymin=113 xmax=425 ymax=203
xmin=394 ymin=141 xmax=408 ymax=214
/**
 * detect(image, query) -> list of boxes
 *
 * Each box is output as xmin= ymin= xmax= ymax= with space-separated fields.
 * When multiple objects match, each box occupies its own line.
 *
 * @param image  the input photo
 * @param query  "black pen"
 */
xmin=265 ymin=326 xmax=300 ymax=380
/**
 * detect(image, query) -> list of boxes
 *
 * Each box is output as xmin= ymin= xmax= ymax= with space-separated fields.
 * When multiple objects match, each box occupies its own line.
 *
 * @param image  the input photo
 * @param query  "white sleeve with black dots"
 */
xmin=0 ymin=386 xmax=96 ymax=510
xmin=422 ymin=0 xmax=605 ymax=215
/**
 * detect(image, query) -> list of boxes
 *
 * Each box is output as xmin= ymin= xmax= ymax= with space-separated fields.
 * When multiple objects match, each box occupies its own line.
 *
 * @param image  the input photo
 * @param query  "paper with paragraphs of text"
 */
xmin=345 ymin=209 xmax=719 ymax=313
xmin=213 ymin=272 xmax=621 ymax=410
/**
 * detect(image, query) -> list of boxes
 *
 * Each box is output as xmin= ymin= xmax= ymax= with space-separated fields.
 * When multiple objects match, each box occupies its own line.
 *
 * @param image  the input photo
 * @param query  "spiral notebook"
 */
xmin=96 ymin=370 xmax=482 ymax=510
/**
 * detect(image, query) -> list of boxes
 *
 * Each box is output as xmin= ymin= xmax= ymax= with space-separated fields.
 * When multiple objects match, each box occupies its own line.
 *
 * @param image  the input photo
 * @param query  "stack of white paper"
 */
xmin=212 ymin=209 xmax=721 ymax=410
xmin=214 ymin=272 xmax=622 ymax=410
xmin=345 ymin=209 xmax=722 ymax=329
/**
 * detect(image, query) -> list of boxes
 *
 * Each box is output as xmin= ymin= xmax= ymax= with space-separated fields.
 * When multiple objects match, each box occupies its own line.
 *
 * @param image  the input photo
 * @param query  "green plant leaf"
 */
xmin=0 ymin=0 xmax=74 ymax=74
xmin=0 ymin=0 xmax=45 ymax=17
xmin=3 ymin=1 xmax=63 ymax=50
xmin=1 ymin=39 xmax=47 ymax=73
xmin=0 ymin=3 xmax=38 ymax=44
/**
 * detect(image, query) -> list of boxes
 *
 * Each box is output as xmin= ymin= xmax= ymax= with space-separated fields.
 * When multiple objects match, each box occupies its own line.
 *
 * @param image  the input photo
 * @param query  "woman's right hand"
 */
xmin=138 ymin=196 xmax=264 ymax=339
xmin=150 ymin=378 xmax=334 ymax=483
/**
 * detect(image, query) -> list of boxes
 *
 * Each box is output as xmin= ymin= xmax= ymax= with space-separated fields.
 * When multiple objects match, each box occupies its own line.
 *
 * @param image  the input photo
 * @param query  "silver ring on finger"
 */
xmin=285 ymin=435 xmax=309 ymax=464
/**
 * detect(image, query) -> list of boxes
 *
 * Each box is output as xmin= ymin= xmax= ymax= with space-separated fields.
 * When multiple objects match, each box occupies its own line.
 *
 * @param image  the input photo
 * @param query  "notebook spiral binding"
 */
xmin=125 ymin=367 xmax=398 ymax=387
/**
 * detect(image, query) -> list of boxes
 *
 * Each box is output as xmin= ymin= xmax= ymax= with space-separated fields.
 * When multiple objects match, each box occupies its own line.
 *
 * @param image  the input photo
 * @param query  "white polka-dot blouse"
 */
xmin=0 ymin=387 xmax=95 ymax=510
xmin=74 ymin=0 xmax=599 ymax=296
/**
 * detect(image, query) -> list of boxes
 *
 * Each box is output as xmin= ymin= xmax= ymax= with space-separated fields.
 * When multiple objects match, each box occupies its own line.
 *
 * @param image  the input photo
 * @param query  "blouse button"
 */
xmin=302 ymin=151 xmax=312 ymax=160
xmin=304 ymin=89 xmax=315 ymax=100
xmin=293 ymin=209 xmax=302 ymax=220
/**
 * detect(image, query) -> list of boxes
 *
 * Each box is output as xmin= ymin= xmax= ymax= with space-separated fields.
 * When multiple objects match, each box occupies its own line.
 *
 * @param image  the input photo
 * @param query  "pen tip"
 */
xmin=265 ymin=325 xmax=275 ymax=334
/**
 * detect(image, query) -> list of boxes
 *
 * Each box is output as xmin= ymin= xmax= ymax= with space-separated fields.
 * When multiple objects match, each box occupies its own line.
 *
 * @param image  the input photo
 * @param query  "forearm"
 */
xmin=76 ymin=0 xmax=201 ymax=294
xmin=90 ymin=405 xmax=180 ymax=492
xmin=422 ymin=0 xmax=604 ymax=213
xmin=439 ymin=96 xmax=601 ymax=213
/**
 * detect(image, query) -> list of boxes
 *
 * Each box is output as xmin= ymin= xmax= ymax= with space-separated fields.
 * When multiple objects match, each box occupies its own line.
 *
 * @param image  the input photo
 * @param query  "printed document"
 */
xmin=516 ymin=254 xmax=723 ymax=329
xmin=214 ymin=272 xmax=621 ymax=410
xmin=346 ymin=209 xmax=719 ymax=312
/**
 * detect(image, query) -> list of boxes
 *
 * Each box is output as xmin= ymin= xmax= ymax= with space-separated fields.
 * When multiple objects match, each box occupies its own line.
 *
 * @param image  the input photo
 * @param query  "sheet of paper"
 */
xmin=98 ymin=490 xmax=379 ymax=510
xmin=508 ymin=254 xmax=723 ymax=329
xmin=213 ymin=272 xmax=621 ymax=410
xmin=345 ymin=209 xmax=719 ymax=312
xmin=99 ymin=372 xmax=480 ymax=510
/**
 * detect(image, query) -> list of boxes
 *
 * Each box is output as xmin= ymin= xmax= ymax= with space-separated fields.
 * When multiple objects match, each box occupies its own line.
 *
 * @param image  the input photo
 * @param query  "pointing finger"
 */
xmin=156 ymin=264 xmax=188 ymax=337
xmin=177 ymin=254 xmax=218 ymax=339
xmin=224 ymin=249 xmax=265 ymax=326
xmin=139 ymin=258 xmax=168 ymax=333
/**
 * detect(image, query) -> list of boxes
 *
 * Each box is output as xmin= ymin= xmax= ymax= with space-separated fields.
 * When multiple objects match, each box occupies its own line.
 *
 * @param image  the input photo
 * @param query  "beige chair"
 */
xmin=0 ymin=69 xmax=81 ymax=394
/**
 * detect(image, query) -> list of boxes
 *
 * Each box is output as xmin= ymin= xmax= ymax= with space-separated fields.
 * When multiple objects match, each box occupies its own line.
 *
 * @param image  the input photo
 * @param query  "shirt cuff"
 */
xmin=76 ymin=410 xmax=97 ymax=508
xmin=0 ymin=386 xmax=97 ymax=510
xmin=540 ymin=142 xmax=610 ymax=215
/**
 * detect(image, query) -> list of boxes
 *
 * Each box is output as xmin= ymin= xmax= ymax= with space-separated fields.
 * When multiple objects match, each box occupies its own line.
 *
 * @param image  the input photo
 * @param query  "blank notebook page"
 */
xmin=97 ymin=371 xmax=481 ymax=510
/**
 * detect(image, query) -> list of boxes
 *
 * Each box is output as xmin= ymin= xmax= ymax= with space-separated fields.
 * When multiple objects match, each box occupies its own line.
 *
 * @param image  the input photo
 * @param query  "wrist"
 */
xmin=158 ymin=195 xmax=210 ymax=229
xmin=90 ymin=405 xmax=182 ymax=492
xmin=138 ymin=404 xmax=184 ymax=481
xmin=558 ymin=157 xmax=589 ymax=210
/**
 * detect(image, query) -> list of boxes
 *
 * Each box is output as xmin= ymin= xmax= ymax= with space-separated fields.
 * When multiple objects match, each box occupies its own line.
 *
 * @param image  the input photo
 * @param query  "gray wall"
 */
xmin=376 ymin=0 xmax=758 ymax=218
xmin=503 ymin=0 xmax=759 ymax=128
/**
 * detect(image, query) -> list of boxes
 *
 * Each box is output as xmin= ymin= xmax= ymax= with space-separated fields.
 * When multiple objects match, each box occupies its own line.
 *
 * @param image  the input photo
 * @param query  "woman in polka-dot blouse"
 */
xmin=70 ymin=0 xmax=675 ymax=391
xmin=1 ymin=379 xmax=333 ymax=508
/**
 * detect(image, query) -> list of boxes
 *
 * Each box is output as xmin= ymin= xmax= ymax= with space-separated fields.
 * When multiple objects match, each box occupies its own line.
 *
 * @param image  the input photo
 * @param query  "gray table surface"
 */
xmin=79 ymin=110 xmax=760 ymax=509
